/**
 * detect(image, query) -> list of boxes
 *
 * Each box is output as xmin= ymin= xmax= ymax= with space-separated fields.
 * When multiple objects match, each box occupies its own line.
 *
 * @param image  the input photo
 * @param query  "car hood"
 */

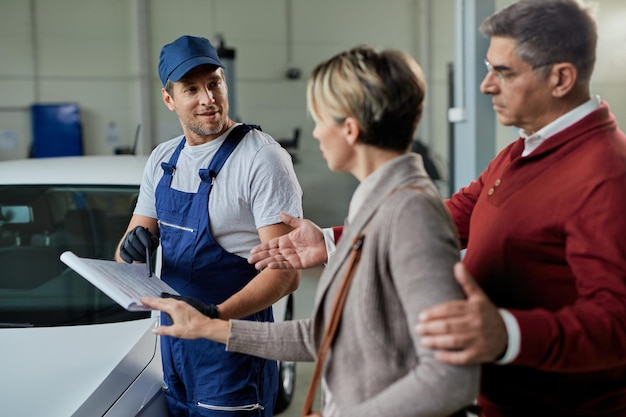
xmin=0 ymin=155 xmax=148 ymax=185
xmin=0 ymin=318 xmax=160 ymax=417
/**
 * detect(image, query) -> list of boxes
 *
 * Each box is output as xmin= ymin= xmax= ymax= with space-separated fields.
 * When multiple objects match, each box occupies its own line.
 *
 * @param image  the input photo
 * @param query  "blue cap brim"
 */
xmin=167 ymin=56 xmax=223 ymax=84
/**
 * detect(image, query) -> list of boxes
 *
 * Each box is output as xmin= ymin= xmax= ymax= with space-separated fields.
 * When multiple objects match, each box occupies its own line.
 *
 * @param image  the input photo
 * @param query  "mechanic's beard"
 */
xmin=186 ymin=118 xmax=225 ymax=137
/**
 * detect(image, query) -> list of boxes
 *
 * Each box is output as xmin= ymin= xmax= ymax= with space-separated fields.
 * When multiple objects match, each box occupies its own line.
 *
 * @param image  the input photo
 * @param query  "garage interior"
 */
xmin=0 ymin=1 xmax=625 ymax=416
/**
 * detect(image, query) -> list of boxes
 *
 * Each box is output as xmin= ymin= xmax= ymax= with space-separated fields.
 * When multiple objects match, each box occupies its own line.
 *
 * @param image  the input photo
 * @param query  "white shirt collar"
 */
xmin=520 ymin=95 xmax=601 ymax=157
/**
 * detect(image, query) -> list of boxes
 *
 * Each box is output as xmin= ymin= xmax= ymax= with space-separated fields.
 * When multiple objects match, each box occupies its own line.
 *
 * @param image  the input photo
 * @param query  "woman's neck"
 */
xmin=352 ymin=145 xmax=405 ymax=182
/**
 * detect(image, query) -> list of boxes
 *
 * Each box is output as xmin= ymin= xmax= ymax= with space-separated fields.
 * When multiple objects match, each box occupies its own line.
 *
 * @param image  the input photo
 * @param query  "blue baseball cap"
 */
xmin=158 ymin=35 xmax=223 ymax=86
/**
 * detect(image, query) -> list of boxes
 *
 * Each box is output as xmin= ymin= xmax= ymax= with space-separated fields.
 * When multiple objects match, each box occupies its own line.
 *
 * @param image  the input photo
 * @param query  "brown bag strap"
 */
xmin=301 ymin=235 xmax=366 ymax=416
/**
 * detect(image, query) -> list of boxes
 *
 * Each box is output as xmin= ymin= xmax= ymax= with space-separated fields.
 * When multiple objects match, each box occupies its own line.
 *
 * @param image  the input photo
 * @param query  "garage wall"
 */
xmin=0 ymin=0 xmax=624 ymax=222
xmin=0 ymin=0 xmax=432 ymax=225
xmin=0 ymin=0 xmax=426 ymax=153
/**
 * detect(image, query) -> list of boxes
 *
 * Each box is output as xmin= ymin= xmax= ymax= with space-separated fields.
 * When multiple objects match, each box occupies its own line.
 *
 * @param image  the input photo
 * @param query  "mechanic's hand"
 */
xmin=248 ymin=212 xmax=328 ymax=270
xmin=119 ymin=226 xmax=159 ymax=264
xmin=161 ymin=293 xmax=220 ymax=319
xmin=415 ymin=262 xmax=508 ymax=365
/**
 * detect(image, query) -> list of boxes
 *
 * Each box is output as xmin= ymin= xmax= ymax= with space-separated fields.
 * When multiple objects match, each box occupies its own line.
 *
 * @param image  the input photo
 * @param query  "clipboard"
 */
xmin=60 ymin=251 xmax=178 ymax=311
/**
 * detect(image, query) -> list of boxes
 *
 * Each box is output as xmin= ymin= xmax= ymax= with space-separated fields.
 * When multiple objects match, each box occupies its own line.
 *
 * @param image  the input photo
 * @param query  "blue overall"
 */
xmin=155 ymin=124 xmax=278 ymax=417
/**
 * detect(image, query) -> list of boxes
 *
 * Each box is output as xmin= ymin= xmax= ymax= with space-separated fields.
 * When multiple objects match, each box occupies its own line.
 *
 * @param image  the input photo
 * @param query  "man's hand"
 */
xmin=141 ymin=296 xmax=230 ymax=343
xmin=415 ymin=262 xmax=508 ymax=365
xmin=248 ymin=212 xmax=328 ymax=270
xmin=119 ymin=226 xmax=159 ymax=264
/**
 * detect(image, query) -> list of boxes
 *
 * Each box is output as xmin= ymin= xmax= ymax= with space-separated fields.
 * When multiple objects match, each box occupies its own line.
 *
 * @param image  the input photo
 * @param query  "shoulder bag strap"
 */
xmin=301 ymin=234 xmax=365 ymax=416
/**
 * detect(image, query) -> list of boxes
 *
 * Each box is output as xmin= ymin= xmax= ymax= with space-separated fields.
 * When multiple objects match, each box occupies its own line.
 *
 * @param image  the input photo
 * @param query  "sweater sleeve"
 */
xmin=445 ymin=178 xmax=483 ymax=249
xmin=226 ymin=318 xmax=317 ymax=362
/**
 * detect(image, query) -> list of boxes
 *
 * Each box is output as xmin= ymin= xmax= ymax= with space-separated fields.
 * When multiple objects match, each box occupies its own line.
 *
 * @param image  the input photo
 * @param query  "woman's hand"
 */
xmin=141 ymin=296 xmax=230 ymax=343
xmin=248 ymin=212 xmax=328 ymax=270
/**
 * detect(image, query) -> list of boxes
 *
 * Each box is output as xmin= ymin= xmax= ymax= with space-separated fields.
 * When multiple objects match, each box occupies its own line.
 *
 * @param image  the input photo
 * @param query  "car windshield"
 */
xmin=0 ymin=184 xmax=149 ymax=327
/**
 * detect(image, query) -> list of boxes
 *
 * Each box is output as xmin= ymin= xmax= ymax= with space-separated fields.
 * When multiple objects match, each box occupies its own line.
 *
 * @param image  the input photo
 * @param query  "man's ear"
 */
xmin=162 ymin=88 xmax=176 ymax=111
xmin=343 ymin=117 xmax=361 ymax=146
xmin=550 ymin=63 xmax=577 ymax=98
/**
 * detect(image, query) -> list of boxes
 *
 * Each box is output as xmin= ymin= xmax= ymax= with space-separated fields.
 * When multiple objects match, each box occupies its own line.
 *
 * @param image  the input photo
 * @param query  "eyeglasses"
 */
xmin=484 ymin=59 xmax=554 ymax=84
xmin=484 ymin=59 xmax=508 ymax=84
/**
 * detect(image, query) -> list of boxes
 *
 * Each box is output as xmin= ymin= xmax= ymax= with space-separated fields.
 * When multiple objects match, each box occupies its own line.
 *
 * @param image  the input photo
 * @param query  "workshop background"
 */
xmin=0 ymin=2 xmax=624 ymax=415
xmin=0 ymin=0 xmax=624 ymax=227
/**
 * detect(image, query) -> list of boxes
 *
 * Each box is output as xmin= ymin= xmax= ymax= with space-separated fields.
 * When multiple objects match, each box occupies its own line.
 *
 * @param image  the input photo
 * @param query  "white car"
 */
xmin=0 ymin=155 xmax=295 ymax=417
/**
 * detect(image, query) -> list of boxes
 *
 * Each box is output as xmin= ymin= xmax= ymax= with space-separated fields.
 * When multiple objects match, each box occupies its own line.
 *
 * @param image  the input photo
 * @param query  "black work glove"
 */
xmin=161 ymin=292 xmax=220 ymax=319
xmin=119 ymin=226 xmax=159 ymax=264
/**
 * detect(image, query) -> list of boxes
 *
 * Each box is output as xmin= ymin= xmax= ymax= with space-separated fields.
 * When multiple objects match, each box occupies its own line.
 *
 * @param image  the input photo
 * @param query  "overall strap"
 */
xmin=159 ymin=137 xmax=187 ymax=186
xmin=199 ymin=124 xmax=260 ymax=183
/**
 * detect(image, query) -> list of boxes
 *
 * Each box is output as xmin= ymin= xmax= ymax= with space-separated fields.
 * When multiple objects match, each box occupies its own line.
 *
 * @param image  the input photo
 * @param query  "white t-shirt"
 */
xmin=135 ymin=124 xmax=303 ymax=258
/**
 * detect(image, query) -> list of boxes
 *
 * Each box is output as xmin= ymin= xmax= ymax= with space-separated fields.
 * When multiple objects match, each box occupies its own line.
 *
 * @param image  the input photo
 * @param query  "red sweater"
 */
xmin=446 ymin=102 xmax=626 ymax=416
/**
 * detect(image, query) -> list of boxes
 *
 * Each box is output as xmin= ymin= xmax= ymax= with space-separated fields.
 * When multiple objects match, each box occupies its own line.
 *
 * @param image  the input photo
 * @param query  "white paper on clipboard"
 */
xmin=60 ymin=250 xmax=178 ymax=311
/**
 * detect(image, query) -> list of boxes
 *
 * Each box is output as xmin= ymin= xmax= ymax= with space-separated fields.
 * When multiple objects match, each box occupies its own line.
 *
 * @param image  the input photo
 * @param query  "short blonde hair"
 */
xmin=306 ymin=45 xmax=426 ymax=151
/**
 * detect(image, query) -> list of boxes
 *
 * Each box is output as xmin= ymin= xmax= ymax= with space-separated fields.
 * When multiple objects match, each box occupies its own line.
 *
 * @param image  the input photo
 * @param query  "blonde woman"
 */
xmin=143 ymin=45 xmax=479 ymax=417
